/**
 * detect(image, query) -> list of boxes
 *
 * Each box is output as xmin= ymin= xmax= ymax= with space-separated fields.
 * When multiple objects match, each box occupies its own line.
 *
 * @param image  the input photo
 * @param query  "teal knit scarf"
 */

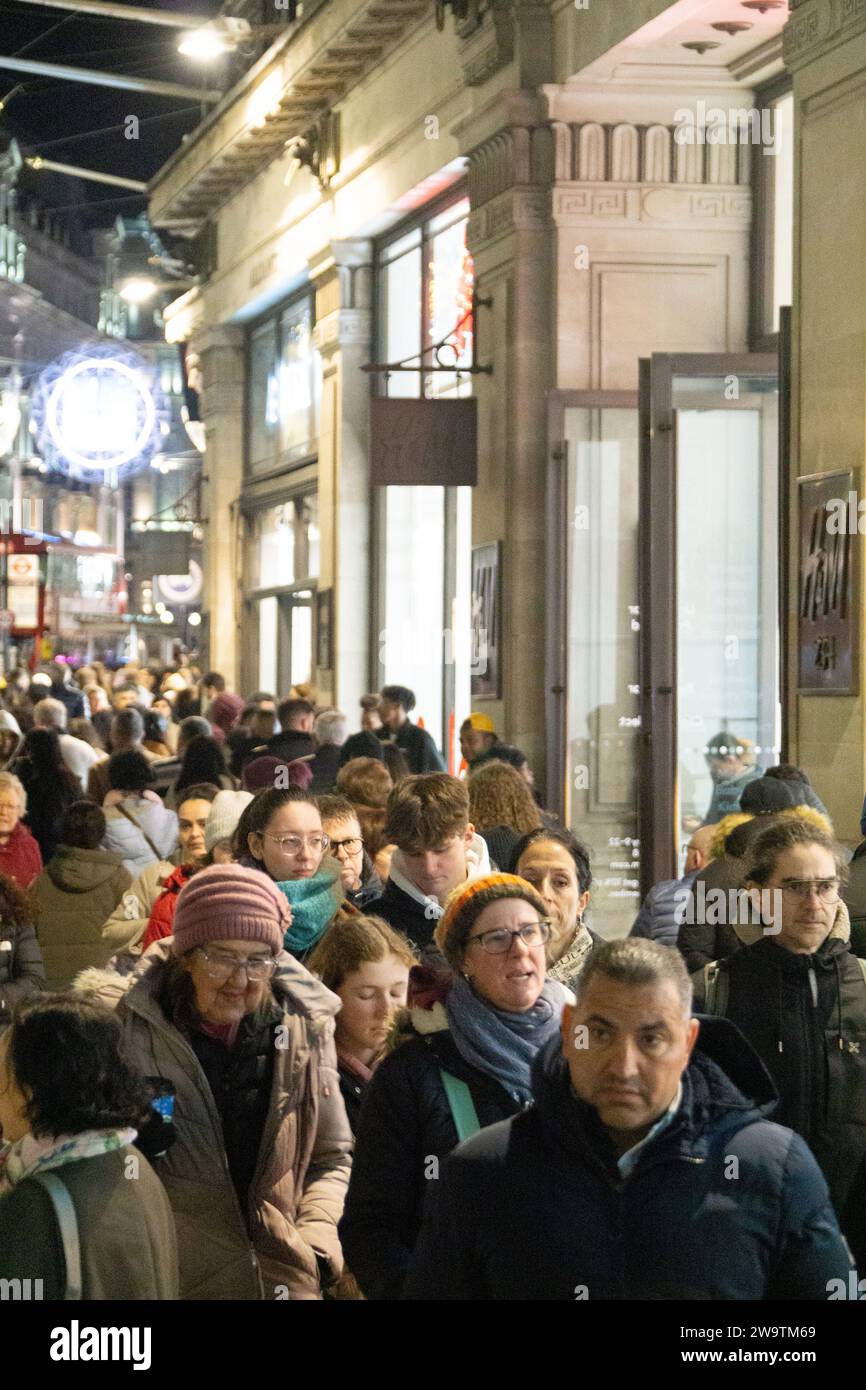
xmin=275 ymin=859 xmax=344 ymax=957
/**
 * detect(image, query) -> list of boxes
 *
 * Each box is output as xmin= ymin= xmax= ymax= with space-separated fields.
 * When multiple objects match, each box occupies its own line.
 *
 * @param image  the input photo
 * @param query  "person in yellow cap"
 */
xmin=459 ymin=712 xmax=498 ymax=768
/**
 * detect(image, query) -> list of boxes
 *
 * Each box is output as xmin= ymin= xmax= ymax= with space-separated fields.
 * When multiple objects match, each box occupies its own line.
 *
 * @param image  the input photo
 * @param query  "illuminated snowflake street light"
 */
xmin=30 ymin=345 xmax=170 ymax=485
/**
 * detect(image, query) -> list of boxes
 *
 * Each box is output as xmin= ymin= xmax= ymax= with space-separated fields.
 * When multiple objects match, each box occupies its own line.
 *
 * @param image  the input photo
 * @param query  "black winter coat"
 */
xmin=338 ymin=1018 xmax=522 ymax=1300
xmin=367 ymin=878 xmax=439 ymax=953
xmin=694 ymin=933 xmax=866 ymax=1261
xmin=0 ymin=918 xmax=45 ymax=1025
xmin=678 ymin=815 xmax=785 ymax=972
xmin=404 ymin=1019 xmax=852 ymax=1300
xmin=390 ymin=722 xmax=445 ymax=775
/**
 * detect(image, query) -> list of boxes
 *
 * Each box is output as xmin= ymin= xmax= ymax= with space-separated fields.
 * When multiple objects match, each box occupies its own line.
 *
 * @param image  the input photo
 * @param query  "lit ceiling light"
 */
xmin=119 ymin=277 xmax=158 ymax=304
xmin=187 ymin=611 xmax=202 ymax=627
xmin=178 ymin=16 xmax=254 ymax=60
xmin=160 ymin=610 xmax=175 ymax=624
xmin=178 ymin=26 xmax=230 ymax=60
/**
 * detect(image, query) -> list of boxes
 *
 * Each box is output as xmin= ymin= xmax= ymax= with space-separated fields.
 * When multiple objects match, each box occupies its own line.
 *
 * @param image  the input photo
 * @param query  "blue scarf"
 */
xmin=445 ymin=973 xmax=569 ymax=1105
xmin=274 ymin=859 xmax=344 ymax=957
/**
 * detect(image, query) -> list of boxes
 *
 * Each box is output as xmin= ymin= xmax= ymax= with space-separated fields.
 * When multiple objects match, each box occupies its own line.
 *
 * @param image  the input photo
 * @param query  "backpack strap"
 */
xmin=439 ymin=1068 xmax=482 ymax=1143
xmin=31 ymin=1171 xmax=82 ymax=1300
xmin=702 ymin=960 xmax=729 ymax=1018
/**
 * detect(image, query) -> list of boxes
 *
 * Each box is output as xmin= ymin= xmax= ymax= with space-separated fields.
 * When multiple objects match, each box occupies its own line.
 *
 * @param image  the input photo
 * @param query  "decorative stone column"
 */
xmin=309 ymin=240 xmax=373 ymax=714
xmin=783 ymin=0 xmax=866 ymax=840
xmin=191 ymin=323 xmax=245 ymax=687
xmin=458 ymin=90 xmax=556 ymax=779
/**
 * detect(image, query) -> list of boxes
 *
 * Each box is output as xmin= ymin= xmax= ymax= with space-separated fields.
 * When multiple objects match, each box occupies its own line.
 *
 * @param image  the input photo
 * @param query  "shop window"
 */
xmin=375 ymin=192 xmax=473 ymax=760
xmin=245 ymin=490 xmax=319 ymax=698
xmin=246 ymin=295 xmax=320 ymax=476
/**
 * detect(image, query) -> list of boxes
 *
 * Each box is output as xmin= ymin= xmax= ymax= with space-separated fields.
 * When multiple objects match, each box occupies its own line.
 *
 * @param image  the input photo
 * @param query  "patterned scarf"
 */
xmin=445 ymin=973 xmax=569 ymax=1105
xmin=0 ymin=1127 xmax=137 ymax=1196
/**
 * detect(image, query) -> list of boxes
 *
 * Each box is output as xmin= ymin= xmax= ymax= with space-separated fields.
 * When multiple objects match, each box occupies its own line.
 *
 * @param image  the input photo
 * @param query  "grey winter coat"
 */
xmin=117 ymin=941 xmax=353 ymax=1300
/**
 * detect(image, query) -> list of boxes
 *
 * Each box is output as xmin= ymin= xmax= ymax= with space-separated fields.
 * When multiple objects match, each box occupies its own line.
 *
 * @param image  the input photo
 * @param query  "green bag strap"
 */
xmin=440 ymin=1068 xmax=482 ymax=1143
xmin=31 ymin=1171 xmax=82 ymax=1300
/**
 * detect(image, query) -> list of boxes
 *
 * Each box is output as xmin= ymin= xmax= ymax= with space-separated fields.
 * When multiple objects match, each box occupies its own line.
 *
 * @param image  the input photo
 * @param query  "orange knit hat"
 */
xmin=434 ymin=873 xmax=548 ymax=968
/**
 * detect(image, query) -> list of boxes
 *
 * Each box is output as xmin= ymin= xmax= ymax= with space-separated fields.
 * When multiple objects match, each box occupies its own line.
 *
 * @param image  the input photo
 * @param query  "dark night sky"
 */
xmin=1 ymin=0 xmax=220 ymax=228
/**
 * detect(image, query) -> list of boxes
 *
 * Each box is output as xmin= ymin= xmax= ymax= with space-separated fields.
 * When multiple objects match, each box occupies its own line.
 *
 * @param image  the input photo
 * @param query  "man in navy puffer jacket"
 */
xmin=405 ymin=939 xmax=852 ymax=1300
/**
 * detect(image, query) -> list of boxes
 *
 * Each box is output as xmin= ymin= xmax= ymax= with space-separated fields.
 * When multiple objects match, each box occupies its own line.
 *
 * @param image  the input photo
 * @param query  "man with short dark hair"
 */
xmin=267 ymin=697 xmax=316 ymax=765
xmin=405 ymin=937 xmax=852 ymax=1300
xmin=368 ymin=773 xmax=490 ymax=951
xmin=201 ymin=670 xmax=226 ymax=701
xmin=379 ymin=685 xmax=445 ymax=775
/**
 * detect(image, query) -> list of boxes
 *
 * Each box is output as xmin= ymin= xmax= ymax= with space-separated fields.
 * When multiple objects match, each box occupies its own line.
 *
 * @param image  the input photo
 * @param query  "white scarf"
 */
xmin=388 ymin=833 xmax=493 ymax=921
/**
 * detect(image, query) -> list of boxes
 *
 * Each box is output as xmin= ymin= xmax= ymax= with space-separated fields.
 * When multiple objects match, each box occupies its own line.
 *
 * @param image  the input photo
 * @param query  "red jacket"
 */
xmin=142 ymin=864 xmax=195 ymax=951
xmin=0 ymin=821 xmax=43 ymax=889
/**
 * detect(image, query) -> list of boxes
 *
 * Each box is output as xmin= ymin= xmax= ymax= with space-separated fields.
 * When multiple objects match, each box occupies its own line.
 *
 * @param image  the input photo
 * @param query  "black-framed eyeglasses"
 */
xmin=467 ymin=921 xmax=552 ymax=955
xmin=196 ymin=948 xmax=277 ymax=983
xmin=329 ymin=836 xmax=363 ymax=855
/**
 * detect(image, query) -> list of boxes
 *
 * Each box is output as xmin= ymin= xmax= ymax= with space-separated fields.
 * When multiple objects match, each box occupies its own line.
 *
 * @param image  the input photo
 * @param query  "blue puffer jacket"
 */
xmin=404 ymin=1017 xmax=852 ymax=1300
xmin=630 ymin=871 xmax=697 ymax=948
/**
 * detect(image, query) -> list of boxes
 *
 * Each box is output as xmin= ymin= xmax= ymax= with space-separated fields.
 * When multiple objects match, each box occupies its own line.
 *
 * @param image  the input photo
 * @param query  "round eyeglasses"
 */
xmin=467 ymin=920 xmax=552 ymax=955
xmin=196 ymin=948 xmax=277 ymax=984
xmin=264 ymin=832 xmax=329 ymax=855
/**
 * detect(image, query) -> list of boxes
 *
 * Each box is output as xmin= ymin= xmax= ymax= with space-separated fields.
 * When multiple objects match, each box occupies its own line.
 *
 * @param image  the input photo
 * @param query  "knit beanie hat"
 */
xmin=171 ymin=862 xmax=288 ymax=957
xmin=434 ymin=872 xmax=548 ymax=969
xmin=205 ymin=789 xmax=254 ymax=854
xmin=242 ymin=755 xmax=289 ymax=793
xmin=739 ymin=777 xmax=796 ymax=816
xmin=211 ymin=691 xmax=245 ymax=734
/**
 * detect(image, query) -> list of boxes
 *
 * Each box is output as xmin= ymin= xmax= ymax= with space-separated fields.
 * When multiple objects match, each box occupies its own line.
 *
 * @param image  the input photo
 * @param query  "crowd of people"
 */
xmin=0 ymin=671 xmax=863 ymax=1302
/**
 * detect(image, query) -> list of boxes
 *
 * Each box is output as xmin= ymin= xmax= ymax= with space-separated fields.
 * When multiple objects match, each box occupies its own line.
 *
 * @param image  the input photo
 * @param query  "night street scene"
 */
xmin=0 ymin=0 xmax=863 ymax=1362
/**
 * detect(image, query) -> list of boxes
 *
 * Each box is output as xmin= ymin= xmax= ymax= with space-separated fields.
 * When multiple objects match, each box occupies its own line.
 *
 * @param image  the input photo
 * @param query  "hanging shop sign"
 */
xmin=797 ymin=469 xmax=859 ymax=695
xmin=370 ymin=397 xmax=477 ymax=486
xmin=156 ymin=560 xmax=203 ymax=607
xmin=31 ymin=346 xmax=169 ymax=484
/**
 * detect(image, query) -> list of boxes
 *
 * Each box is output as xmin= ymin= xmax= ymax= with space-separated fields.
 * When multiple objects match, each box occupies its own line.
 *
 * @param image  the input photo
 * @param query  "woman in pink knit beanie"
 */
xmin=116 ymin=861 xmax=352 ymax=1301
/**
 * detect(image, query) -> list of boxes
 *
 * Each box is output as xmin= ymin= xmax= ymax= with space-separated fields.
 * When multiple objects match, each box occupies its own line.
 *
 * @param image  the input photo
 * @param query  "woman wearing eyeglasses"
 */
xmin=234 ymin=787 xmax=346 ymax=962
xmin=116 ymin=862 xmax=353 ymax=1300
xmin=694 ymin=817 xmax=866 ymax=1267
xmin=339 ymin=872 xmax=570 ymax=1300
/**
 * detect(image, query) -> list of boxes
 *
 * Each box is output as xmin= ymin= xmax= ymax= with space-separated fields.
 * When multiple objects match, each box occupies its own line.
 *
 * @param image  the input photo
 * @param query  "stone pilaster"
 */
xmin=190 ymin=323 xmax=245 ymax=686
xmin=457 ymin=88 xmax=556 ymax=777
xmin=783 ymin=0 xmax=866 ymax=841
xmin=309 ymin=240 xmax=373 ymax=713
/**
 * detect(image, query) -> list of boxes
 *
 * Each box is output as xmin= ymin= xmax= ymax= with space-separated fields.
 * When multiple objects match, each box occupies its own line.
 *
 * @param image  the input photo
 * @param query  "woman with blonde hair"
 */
xmin=307 ymin=914 xmax=416 ymax=1133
